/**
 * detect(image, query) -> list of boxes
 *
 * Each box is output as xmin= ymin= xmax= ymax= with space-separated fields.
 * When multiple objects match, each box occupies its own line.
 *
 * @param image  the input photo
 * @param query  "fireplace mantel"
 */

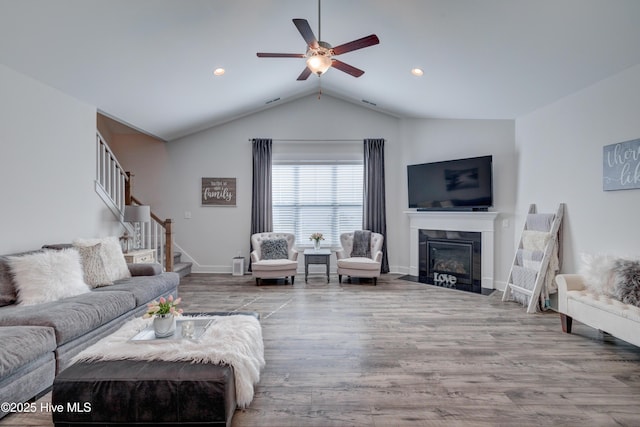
xmin=405 ymin=211 xmax=499 ymax=290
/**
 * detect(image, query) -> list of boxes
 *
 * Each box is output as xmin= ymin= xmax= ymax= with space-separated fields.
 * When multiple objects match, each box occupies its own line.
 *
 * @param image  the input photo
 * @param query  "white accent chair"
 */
xmin=250 ymin=232 xmax=298 ymax=286
xmin=336 ymin=231 xmax=384 ymax=285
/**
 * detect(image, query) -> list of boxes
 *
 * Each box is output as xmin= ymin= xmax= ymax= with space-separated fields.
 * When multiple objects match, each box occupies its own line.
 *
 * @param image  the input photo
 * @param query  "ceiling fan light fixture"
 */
xmin=256 ymin=1 xmax=379 ymax=81
xmin=306 ymin=54 xmax=332 ymax=75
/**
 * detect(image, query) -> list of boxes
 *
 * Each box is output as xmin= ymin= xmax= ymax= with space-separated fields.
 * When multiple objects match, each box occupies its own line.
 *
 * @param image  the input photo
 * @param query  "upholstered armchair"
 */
xmin=250 ymin=232 xmax=298 ymax=285
xmin=336 ymin=231 xmax=384 ymax=285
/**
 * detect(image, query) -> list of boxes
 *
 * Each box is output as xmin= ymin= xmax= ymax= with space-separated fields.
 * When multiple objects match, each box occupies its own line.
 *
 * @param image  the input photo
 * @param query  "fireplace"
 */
xmin=419 ymin=229 xmax=482 ymax=293
xmin=407 ymin=211 xmax=498 ymax=291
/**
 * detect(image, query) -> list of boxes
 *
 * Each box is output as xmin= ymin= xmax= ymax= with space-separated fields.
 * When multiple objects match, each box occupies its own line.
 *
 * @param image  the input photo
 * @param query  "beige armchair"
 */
xmin=250 ymin=232 xmax=298 ymax=285
xmin=336 ymin=231 xmax=384 ymax=285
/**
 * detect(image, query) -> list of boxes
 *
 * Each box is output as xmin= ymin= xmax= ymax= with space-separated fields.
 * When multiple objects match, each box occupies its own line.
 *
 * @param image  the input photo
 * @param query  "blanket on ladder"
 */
xmin=516 ymin=230 xmax=559 ymax=310
xmin=72 ymin=315 xmax=265 ymax=408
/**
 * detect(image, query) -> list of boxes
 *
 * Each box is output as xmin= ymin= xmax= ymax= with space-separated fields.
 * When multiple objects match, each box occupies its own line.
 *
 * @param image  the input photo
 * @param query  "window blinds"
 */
xmin=272 ymin=163 xmax=363 ymax=247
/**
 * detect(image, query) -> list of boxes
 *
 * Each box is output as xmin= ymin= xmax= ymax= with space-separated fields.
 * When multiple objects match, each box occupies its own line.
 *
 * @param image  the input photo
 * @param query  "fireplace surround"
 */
xmin=406 ymin=211 xmax=499 ymax=292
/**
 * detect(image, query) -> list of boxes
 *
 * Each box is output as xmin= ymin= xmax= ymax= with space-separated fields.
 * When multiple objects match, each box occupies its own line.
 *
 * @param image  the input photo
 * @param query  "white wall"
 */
xmin=0 ymin=64 xmax=122 ymax=254
xmin=515 ymin=64 xmax=640 ymax=273
xmin=107 ymin=132 xmax=170 ymax=210
xmin=123 ymin=94 xmax=401 ymax=273
xmin=119 ymin=93 xmax=517 ymax=283
xmin=3 ymin=57 xmax=636 ymax=284
xmin=397 ymin=119 xmax=517 ymax=287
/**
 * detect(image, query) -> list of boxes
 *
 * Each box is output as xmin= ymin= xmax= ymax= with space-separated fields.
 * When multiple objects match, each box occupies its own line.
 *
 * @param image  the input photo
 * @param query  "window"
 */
xmin=272 ymin=162 xmax=363 ymax=247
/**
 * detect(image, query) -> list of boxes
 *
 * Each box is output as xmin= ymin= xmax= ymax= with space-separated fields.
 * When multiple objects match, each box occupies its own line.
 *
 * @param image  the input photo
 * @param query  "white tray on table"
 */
xmin=129 ymin=317 xmax=214 ymax=342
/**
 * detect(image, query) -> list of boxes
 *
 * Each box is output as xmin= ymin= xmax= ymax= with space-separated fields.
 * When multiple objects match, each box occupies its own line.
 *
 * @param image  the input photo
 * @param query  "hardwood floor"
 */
xmin=2 ymin=273 xmax=640 ymax=426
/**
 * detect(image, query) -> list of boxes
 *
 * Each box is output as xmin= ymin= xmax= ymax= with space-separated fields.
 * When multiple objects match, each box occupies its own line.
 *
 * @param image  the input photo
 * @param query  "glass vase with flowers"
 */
xmin=143 ymin=295 xmax=184 ymax=338
xmin=309 ymin=232 xmax=324 ymax=250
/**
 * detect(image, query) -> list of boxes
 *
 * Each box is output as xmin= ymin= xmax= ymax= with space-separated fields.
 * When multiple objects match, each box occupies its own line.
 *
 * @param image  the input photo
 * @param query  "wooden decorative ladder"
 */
xmin=502 ymin=203 xmax=565 ymax=313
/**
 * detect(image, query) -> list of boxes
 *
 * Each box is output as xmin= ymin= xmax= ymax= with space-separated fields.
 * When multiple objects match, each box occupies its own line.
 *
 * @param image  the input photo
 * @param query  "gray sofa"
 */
xmin=0 ymin=246 xmax=180 ymax=419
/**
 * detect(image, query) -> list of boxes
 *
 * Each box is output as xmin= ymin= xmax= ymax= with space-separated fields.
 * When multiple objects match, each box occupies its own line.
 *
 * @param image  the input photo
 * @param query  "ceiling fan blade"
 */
xmin=257 ymin=53 xmax=305 ymax=58
xmin=293 ymin=18 xmax=319 ymax=49
xmin=332 ymin=34 xmax=380 ymax=56
xmin=331 ymin=59 xmax=365 ymax=78
xmin=297 ymin=67 xmax=312 ymax=81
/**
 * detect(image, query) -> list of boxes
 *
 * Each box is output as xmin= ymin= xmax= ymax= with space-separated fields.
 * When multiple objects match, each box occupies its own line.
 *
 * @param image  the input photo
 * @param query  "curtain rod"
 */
xmin=248 ymin=138 xmax=363 ymax=142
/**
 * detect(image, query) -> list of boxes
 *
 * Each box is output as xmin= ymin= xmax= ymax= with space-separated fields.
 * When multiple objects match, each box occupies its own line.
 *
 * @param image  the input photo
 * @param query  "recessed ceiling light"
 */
xmin=411 ymin=68 xmax=424 ymax=77
xmin=213 ymin=68 xmax=225 ymax=76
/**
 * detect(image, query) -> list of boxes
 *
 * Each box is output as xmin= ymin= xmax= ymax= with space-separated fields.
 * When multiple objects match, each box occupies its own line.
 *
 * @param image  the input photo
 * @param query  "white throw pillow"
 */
xmin=579 ymin=253 xmax=617 ymax=296
xmin=8 ymin=249 xmax=91 ymax=306
xmin=73 ymin=236 xmax=131 ymax=281
xmin=76 ymin=243 xmax=113 ymax=288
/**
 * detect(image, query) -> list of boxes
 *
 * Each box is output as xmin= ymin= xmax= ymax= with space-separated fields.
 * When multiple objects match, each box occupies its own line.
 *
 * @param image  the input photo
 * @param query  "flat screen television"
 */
xmin=407 ymin=155 xmax=493 ymax=211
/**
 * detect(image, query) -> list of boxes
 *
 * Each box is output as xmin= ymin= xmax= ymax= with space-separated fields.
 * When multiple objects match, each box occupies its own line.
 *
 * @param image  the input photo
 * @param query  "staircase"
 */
xmin=173 ymin=251 xmax=192 ymax=278
xmin=95 ymin=131 xmax=190 ymax=276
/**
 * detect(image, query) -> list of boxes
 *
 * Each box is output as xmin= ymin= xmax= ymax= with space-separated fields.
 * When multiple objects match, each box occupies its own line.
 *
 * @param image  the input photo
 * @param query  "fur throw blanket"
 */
xmin=72 ymin=315 xmax=264 ymax=408
xmin=351 ymin=230 xmax=372 ymax=257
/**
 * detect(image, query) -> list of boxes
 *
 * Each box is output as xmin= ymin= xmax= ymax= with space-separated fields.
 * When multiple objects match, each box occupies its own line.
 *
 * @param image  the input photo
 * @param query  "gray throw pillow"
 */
xmin=261 ymin=239 xmax=289 ymax=260
xmin=76 ymin=243 xmax=113 ymax=288
xmin=73 ymin=237 xmax=131 ymax=282
xmin=0 ymin=256 xmax=18 ymax=306
xmin=612 ymin=259 xmax=640 ymax=307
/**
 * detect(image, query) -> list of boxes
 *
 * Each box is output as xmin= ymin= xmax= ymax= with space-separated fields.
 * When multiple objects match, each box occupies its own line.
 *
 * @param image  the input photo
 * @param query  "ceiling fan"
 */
xmin=256 ymin=0 xmax=380 ymax=80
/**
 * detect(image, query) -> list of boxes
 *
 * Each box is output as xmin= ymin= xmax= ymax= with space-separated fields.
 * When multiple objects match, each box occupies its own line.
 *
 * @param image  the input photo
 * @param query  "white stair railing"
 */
xmin=131 ymin=196 xmax=173 ymax=272
xmin=96 ymin=131 xmax=128 ymax=213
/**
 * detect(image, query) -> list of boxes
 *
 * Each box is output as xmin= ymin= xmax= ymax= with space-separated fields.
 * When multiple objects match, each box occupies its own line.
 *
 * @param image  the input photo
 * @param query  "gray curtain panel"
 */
xmin=250 ymin=138 xmax=273 ymax=269
xmin=363 ymin=138 xmax=389 ymax=273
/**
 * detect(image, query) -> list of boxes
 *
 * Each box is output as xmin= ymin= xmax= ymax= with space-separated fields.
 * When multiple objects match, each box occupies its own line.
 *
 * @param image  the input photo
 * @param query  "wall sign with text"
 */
xmin=201 ymin=177 xmax=236 ymax=206
xmin=603 ymin=138 xmax=640 ymax=191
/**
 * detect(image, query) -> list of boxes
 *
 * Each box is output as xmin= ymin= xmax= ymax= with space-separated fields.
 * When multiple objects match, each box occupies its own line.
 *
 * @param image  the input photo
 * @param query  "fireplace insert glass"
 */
xmin=429 ymin=240 xmax=473 ymax=284
xmin=419 ymin=229 xmax=481 ymax=293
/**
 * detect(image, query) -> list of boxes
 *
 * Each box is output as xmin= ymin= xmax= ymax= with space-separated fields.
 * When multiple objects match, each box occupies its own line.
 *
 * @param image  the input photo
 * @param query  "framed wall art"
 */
xmin=201 ymin=177 xmax=236 ymax=206
xmin=603 ymin=138 xmax=640 ymax=191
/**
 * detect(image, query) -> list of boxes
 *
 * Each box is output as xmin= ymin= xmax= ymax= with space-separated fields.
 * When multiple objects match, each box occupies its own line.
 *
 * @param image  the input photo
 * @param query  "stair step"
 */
xmin=173 ymin=261 xmax=192 ymax=278
xmin=173 ymin=251 xmax=182 ymax=263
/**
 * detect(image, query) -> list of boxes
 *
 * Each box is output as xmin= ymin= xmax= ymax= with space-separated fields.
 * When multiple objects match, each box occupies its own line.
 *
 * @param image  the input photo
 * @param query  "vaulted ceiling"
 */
xmin=2 ymin=0 xmax=640 ymax=141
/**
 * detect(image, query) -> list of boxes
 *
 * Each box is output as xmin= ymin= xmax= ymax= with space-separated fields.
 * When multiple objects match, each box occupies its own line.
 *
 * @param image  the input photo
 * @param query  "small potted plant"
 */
xmin=309 ymin=232 xmax=324 ymax=250
xmin=143 ymin=295 xmax=184 ymax=338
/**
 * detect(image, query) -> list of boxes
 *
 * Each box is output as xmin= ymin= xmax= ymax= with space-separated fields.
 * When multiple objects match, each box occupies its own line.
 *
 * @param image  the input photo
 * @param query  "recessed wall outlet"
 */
xmin=184 ymin=211 xmax=192 ymax=219
xmin=502 ymin=219 xmax=509 ymax=228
